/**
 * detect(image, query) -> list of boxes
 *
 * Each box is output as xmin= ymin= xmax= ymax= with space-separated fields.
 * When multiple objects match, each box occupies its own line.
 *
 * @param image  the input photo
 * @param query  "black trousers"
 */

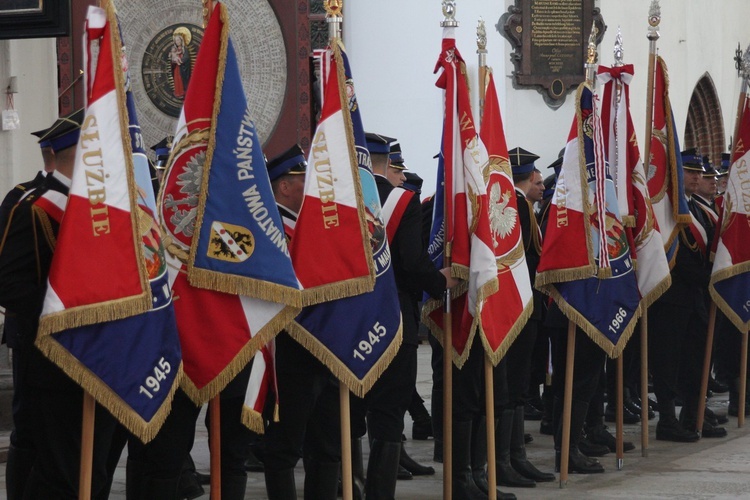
xmin=504 ymin=319 xmax=538 ymax=408
xmin=551 ymin=324 xmax=606 ymax=404
xmin=649 ymin=300 xmax=707 ymax=413
xmin=263 ymin=332 xmax=341 ymax=471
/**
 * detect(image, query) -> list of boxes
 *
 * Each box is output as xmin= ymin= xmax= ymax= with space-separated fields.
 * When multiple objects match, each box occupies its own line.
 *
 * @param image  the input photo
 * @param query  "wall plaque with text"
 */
xmin=498 ymin=0 xmax=605 ymax=108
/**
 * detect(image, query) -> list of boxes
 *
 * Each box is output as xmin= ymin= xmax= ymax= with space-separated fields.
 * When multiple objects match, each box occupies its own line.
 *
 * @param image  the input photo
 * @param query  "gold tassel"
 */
xmin=241 ymin=406 xmax=266 ymax=434
xmin=188 ymin=268 xmax=302 ymax=307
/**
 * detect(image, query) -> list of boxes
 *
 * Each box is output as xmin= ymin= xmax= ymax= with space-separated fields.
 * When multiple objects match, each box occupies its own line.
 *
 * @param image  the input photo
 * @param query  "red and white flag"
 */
xmin=599 ymin=64 xmax=671 ymax=307
xmin=422 ymin=28 xmax=500 ymax=367
xmin=709 ymin=94 xmax=750 ymax=331
xmin=476 ymin=71 xmax=533 ymax=363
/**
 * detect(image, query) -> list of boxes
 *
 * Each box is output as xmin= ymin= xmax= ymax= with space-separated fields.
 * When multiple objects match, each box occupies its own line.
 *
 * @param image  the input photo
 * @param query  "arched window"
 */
xmin=684 ymin=73 xmax=726 ymax=166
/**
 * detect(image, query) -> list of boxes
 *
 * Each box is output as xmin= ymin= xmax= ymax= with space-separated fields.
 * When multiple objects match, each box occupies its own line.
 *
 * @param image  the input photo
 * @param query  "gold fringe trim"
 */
xmin=188 ymin=268 xmax=302 ymax=307
xmin=240 ymin=405 xmax=265 ymax=434
xmin=187 ymin=3 xmax=230 ymax=281
xmin=597 ymin=267 xmax=613 ymax=279
xmin=621 ymin=215 xmax=636 ymax=228
xmin=35 ymin=334 xmax=184 ymax=444
xmin=535 ymin=265 xmax=596 ymax=290
xmin=451 ymin=263 xmax=470 ymax=281
xmin=709 ymin=262 xmax=750 ymax=332
xmin=299 ymin=274 xmax=375 ymax=307
xmin=577 ymin=84 xmax=596 ymax=271
xmin=481 ymin=299 xmax=534 ymax=367
xmin=38 ymin=293 xmax=152 ymax=336
xmin=181 ymin=303 xmax=297 ymax=405
xmin=546 ymin=285 xmax=642 ymax=359
xmin=638 ymin=274 xmax=672 ymax=310
xmin=286 ymin=315 xmax=403 ymax=398
xmin=107 ymin=3 xmax=152 ymax=306
xmin=420 ymin=283 xmax=479 ymax=369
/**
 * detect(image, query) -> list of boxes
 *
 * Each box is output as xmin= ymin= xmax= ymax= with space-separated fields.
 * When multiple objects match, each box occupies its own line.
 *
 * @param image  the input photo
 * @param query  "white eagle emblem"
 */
xmin=489 ymin=183 xmax=516 ymax=245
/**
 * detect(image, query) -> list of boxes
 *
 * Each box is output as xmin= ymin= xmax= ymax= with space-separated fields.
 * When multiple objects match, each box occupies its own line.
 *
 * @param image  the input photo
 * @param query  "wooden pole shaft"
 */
xmin=443 ymin=297 xmax=453 ymax=500
xmin=559 ymin=320 xmax=576 ymax=488
xmin=209 ymin=396 xmax=221 ymax=500
xmin=484 ymin=357 xmax=497 ymax=500
xmin=640 ymin=314 xmax=649 ymax=456
xmin=696 ymin=303 xmax=717 ymax=434
xmin=340 ymin=386 xmax=353 ymax=500
xmin=78 ymin=392 xmax=95 ymax=500
xmin=643 ymin=48 xmax=658 ymax=171
xmin=616 ymin=356 xmax=624 ymax=469
xmin=739 ymin=330 xmax=748 ymax=428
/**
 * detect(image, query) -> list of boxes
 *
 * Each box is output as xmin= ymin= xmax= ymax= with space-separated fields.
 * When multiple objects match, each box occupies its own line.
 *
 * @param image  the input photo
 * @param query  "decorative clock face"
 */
xmin=118 ymin=0 xmax=287 ymax=152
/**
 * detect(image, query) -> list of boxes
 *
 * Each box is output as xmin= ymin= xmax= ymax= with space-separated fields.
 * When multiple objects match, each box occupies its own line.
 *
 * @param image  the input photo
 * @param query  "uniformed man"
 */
xmin=1 ymin=123 xmax=56 ymax=500
xmin=0 ymin=109 xmax=123 ymax=498
xmin=350 ymin=133 xmax=455 ymax=499
xmin=493 ymin=148 xmax=555 ymax=487
xmin=262 ymin=144 xmax=344 ymax=500
xmin=715 ymin=153 xmax=730 ymax=196
xmin=649 ymin=149 xmax=726 ymax=442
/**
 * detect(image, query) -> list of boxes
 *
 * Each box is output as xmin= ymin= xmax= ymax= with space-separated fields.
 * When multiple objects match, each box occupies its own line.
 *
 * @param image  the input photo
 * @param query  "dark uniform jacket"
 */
xmin=516 ymin=188 xmax=544 ymax=321
xmin=375 ymin=175 xmax=446 ymax=345
xmin=0 ymin=172 xmax=77 ymax=390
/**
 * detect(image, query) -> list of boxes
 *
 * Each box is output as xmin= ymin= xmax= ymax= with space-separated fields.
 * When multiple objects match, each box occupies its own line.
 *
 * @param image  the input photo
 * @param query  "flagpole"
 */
xmin=441 ymin=4 xmax=458 ymax=498
xmin=209 ymin=397 xmax=222 ymax=499
xmin=696 ymin=303 xmax=717 ymax=434
xmin=612 ymin=29 xmax=626 ymax=471
xmin=559 ymin=23 xmax=601 ymax=489
xmin=476 ymin=18 xmax=497 ymax=500
xmin=740 ymin=329 xmax=748 ymax=428
xmin=640 ymin=0 xmax=660 ymax=458
xmin=78 ymin=392 xmax=95 ymax=500
xmin=322 ymin=3 xmax=354 ymax=499
xmin=559 ymin=320 xmax=575 ymax=488
xmin=733 ymin=46 xmax=750 ymax=429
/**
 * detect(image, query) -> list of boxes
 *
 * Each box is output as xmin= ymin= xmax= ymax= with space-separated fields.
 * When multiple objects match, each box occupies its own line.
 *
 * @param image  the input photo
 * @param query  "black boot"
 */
xmin=244 ymin=446 xmax=265 ymax=472
xmin=177 ymin=455 xmax=205 ymax=500
xmin=554 ymin=400 xmax=604 ymax=474
xmin=679 ymin=403 xmax=727 ymax=438
xmin=304 ymin=461 xmax=340 ymax=500
xmin=351 ymin=437 xmax=366 ymax=499
xmin=586 ymin=423 xmax=635 ymax=453
xmin=400 ymin=442 xmax=435 ymax=475
xmin=453 ymin=419 xmax=510 ymax=500
xmin=655 ymin=399 xmax=699 ymax=442
xmin=509 ymin=406 xmax=555 ymax=482
xmin=6 ymin=444 xmax=35 ymax=500
xmin=728 ymin=377 xmax=750 ymax=416
xmin=365 ymin=440 xmax=401 ymax=500
xmin=409 ymin=396 xmax=434 ymax=440
xmin=496 ymin=410 xmax=535 ymax=487
xmin=222 ymin=475 xmax=248 ymax=500
xmin=264 ymin=468 xmax=298 ymax=500
xmin=470 ymin=416 xmax=489 ymax=493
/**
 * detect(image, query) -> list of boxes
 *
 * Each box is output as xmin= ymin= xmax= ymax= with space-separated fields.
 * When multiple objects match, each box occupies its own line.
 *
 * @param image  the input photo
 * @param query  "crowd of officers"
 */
xmin=0 ymin=108 xmax=746 ymax=500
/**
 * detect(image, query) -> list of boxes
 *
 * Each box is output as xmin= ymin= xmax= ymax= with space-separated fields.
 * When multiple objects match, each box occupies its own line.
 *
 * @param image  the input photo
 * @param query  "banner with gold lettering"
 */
xmin=158 ymin=3 xmax=298 ymax=409
xmin=709 ymin=94 xmax=750 ymax=332
xmin=287 ymin=40 xmax=402 ymax=397
xmin=36 ymin=4 xmax=181 ymax=443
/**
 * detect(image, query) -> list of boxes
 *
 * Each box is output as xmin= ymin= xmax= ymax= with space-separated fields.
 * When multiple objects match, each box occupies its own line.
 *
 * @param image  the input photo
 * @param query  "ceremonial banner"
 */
xmin=289 ymin=44 xmax=374 ymax=305
xmin=647 ymin=56 xmax=691 ymax=264
xmin=159 ymin=3 xmax=297 ymax=403
xmin=474 ymin=71 xmax=532 ymax=363
xmin=288 ymin=41 xmax=402 ymax=397
xmin=536 ymin=83 xmax=641 ymax=357
xmin=36 ymin=5 xmax=181 ymax=442
xmin=242 ymin=345 xmax=274 ymax=433
xmin=599 ymin=65 xmax=671 ymax=307
xmin=709 ymin=96 xmax=750 ymax=331
xmin=422 ymin=29 xmax=502 ymax=367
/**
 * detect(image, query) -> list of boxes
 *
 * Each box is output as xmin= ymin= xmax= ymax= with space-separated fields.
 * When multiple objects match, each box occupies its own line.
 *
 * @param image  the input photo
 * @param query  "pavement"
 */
xmin=3 ymin=346 xmax=750 ymax=499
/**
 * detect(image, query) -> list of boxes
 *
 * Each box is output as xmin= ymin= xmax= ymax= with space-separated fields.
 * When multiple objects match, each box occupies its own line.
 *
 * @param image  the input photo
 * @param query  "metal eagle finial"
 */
xmin=647 ymin=0 xmax=661 ymax=41
xmin=742 ymin=43 xmax=750 ymax=80
xmin=324 ymin=0 xmax=342 ymax=18
xmin=441 ymin=1 xmax=458 ymax=27
xmin=614 ymin=27 xmax=624 ymax=67
xmin=477 ymin=18 xmax=487 ymax=51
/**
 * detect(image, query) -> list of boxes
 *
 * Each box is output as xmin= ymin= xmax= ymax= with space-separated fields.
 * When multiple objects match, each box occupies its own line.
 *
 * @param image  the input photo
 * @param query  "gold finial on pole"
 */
xmin=325 ymin=0 xmax=343 ymax=40
xmin=441 ymin=1 xmax=459 ymax=28
xmin=585 ymin=22 xmax=599 ymax=85
xmin=202 ymin=0 xmax=213 ymax=28
xmin=477 ymin=18 xmax=488 ymax=118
